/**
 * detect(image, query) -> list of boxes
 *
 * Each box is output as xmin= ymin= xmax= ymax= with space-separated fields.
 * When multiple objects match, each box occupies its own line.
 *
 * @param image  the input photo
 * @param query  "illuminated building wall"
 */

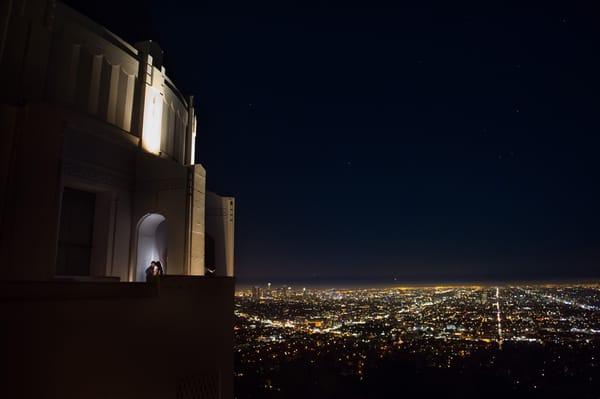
xmin=0 ymin=0 xmax=236 ymax=397
xmin=0 ymin=0 xmax=236 ymax=282
xmin=206 ymin=192 xmax=236 ymax=277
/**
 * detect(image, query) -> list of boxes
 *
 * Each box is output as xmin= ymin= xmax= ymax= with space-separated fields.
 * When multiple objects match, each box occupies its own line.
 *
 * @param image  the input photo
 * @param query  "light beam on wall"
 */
xmin=141 ymin=86 xmax=163 ymax=155
xmin=190 ymin=116 xmax=197 ymax=164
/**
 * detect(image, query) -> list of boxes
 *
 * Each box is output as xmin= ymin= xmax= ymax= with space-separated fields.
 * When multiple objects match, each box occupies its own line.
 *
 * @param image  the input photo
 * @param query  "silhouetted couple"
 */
xmin=145 ymin=260 xmax=164 ymax=283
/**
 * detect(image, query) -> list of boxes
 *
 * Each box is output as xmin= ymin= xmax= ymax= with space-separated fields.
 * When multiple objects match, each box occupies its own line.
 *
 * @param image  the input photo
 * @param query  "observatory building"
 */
xmin=0 ymin=1 xmax=235 ymax=398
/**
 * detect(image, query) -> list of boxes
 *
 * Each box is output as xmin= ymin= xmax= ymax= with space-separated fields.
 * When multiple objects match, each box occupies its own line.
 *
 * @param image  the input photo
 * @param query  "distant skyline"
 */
xmin=236 ymin=276 xmax=600 ymax=290
xmin=66 ymin=0 xmax=600 ymax=282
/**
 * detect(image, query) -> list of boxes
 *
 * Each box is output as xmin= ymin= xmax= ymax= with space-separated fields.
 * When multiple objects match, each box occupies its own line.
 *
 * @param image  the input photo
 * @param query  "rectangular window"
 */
xmin=56 ymin=187 xmax=96 ymax=276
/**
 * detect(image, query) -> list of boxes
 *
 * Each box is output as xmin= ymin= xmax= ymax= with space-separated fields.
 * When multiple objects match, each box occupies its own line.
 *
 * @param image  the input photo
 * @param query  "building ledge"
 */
xmin=0 ymin=275 xmax=234 ymax=302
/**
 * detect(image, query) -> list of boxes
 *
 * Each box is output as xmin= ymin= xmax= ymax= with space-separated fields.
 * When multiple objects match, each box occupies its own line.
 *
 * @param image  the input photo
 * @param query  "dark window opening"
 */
xmin=56 ymin=187 xmax=96 ymax=276
xmin=205 ymin=234 xmax=216 ymax=275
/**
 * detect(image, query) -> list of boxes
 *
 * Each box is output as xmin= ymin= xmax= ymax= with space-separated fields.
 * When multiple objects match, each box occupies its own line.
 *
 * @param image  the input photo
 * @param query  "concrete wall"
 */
xmin=0 ymin=276 xmax=235 ymax=399
xmin=0 ymin=104 xmax=18 ymax=230
xmin=0 ymin=0 xmax=54 ymax=102
xmin=61 ymin=113 xmax=138 ymax=281
xmin=46 ymin=4 xmax=140 ymax=133
xmin=0 ymin=103 xmax=64 ymax=280
xmin=190 ymin=165 xmax=207 ymax=276
xmin=206 ymin=192 xmax=235 ymax=277
xmin=0 ymin=4 xmax=235 ymax=399
xmin=0 ymin=0 xmax=193 ymax=165
xmin=0 ymin=95 xmax=197 ymax=283
xmin=132 ymin=151 xmax=190 ymax=280
xmin=0 ymin=0 xmax=210 ymax=283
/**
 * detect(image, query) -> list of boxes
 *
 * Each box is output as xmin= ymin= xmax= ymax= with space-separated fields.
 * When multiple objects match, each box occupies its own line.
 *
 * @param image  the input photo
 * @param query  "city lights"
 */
xmin=235 ymin=284 xmax=600 ymax=396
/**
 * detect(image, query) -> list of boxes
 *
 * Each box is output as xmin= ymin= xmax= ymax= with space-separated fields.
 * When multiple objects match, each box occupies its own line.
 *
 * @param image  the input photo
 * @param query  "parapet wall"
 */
xmin=0 ymin=276 xmax=235 ymax=399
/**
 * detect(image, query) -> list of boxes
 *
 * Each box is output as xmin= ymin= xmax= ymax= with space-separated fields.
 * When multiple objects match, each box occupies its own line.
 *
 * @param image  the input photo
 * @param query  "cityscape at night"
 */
xmin=2 ymin=0 xmax=600 ymax=398
xmin=235 ymin=283 xmax=600 ymax=398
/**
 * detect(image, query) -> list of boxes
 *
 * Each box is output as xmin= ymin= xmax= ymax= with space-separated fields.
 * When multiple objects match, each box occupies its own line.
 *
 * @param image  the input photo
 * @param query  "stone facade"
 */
xmin=0 ymin=1 xmax=235 ymax=397
xmin=0 ymin=0 xmax=234 ymax=282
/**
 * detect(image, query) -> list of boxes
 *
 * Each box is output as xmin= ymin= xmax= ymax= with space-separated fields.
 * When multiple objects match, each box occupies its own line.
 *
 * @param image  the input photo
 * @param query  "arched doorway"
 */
xmin=135 ymin=213 xmax=167 ymax=281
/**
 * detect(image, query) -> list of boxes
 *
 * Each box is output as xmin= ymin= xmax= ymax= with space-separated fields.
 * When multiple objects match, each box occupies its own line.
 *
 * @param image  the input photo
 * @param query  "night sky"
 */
xmin=67 ymin=0 xmax=600 ymax=284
